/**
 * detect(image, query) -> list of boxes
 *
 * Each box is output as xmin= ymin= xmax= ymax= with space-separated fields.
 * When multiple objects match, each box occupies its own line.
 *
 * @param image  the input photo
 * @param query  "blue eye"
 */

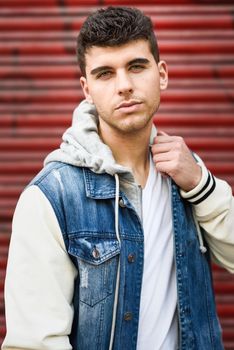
xmin=129 ymin=65 xmax=145 ymax=72
xmin=97 ymin=71 xmax=112 ymax=79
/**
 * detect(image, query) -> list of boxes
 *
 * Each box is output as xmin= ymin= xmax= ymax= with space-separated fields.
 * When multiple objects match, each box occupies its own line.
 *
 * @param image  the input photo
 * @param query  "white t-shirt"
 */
xmin=136 ymin=154 xmax=178 ymax=350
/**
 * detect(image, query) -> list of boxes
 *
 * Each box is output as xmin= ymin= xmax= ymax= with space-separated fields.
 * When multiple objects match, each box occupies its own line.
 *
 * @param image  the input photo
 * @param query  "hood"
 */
xmin=44 ymin=99 xmax=157 ymax=178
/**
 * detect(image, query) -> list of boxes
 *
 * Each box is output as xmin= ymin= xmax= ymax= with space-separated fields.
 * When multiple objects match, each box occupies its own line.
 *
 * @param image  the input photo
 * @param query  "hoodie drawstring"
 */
xmin=114 ymin=174 xmax=121 ymax=244
xmin=192 ymin=211 xmax=207 ymax=254
xmin=109 ymin=174 xmax=121 ymax=350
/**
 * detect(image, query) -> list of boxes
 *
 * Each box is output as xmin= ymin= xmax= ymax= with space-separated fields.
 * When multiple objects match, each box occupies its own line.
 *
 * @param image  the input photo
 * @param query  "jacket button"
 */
xmin=92 ymin=247 xmax=100 ymax=259
xmin=124 ymin=312 xmax=133 ymax=321
xmin=119 ymin=198 xmax=125 ymax=208
xmin=128 ymin=253 xmax=135 ymax=263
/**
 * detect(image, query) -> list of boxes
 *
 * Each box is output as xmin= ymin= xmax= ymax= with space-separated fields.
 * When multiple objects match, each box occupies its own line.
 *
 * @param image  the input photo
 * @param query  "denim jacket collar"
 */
xmin=84 ymin=168 xmax=117 ymax=199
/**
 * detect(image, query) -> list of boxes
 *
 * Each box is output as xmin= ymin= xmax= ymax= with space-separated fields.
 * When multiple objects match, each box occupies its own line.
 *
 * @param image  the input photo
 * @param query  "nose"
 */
xmin=115 ymin=70 xmax=134 ymax=96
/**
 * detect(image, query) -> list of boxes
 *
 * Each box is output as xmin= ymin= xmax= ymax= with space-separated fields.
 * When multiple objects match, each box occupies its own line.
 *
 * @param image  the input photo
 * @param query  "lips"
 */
xmin=115 ymin=100 xmax=142 ymax=110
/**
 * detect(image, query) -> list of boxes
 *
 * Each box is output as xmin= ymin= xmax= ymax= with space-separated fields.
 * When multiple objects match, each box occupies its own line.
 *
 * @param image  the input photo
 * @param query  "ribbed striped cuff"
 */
xmin=180 ymin=164 xmax=216 ymax=205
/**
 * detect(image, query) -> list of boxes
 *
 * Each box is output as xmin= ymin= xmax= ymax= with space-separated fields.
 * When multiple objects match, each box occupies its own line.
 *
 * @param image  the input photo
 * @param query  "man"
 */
xmin=2 ymin=6 xmax=234 ymax=350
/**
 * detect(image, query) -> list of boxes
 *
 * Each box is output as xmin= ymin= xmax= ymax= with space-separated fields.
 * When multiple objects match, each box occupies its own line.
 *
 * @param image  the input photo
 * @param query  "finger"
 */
xmin=153 ymin=151 xmax=175 ymax=163
xmin=151 ymin=142 xmax=173 ymax=154
xmin=154 ymin=134 xmax=179 ymax=145
xmin=151 ymin=140 xmax=174 ymax=154
xmin=155 ymin=159 xmax=176 ymax=176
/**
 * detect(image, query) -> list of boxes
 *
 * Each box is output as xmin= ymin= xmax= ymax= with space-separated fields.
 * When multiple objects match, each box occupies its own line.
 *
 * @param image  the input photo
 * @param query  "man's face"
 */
xmin=80 ymin=39 xmax=168 ymax=135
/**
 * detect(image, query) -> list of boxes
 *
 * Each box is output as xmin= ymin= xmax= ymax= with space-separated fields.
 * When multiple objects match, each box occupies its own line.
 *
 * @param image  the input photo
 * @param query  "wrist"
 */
xmin=180 ymin=164 xmax=216 ymax=205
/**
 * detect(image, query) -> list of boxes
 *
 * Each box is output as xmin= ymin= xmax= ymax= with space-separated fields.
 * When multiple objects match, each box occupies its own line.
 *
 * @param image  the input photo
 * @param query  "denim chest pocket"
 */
xmin=68 ymin=236 xmax=120 ymax=307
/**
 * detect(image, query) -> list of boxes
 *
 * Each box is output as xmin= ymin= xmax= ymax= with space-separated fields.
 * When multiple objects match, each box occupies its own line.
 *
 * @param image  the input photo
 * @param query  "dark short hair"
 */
xmin=77 ymin=6 xmax=160 ymax=76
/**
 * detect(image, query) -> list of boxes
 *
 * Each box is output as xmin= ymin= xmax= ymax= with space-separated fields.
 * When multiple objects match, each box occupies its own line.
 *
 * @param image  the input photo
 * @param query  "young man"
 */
xmin=2 ymin=6 xmax=234 ymax=350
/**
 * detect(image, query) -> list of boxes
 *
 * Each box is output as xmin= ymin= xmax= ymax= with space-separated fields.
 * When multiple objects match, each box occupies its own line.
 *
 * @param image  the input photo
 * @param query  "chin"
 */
xmin=117 ymin=118 xmax=152 ymax=134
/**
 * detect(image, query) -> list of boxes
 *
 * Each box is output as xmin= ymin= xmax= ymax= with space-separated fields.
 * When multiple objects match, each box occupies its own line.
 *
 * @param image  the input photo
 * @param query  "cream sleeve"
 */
xmin=181 ymin=157 xmax=234 ymax=273
xmin=2 ymin=185 xmax=77 ymax=350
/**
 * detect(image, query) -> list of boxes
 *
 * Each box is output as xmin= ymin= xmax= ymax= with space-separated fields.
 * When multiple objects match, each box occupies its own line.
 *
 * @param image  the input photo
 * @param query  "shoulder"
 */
xmin=29 ymin=161 xmax=82 ymax=186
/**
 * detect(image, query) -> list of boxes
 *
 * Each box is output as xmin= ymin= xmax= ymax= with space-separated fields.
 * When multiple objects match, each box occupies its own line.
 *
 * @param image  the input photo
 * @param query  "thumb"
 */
xmin=153 ymin=130 xmax=169 ymax=143
xmin=157 ymin=130 xmax=169 ymax=136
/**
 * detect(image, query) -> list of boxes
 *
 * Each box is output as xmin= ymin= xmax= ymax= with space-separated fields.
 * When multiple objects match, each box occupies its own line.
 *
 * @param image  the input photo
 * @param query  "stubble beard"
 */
xmin=97 ymin=99 xmax=160 ymax=136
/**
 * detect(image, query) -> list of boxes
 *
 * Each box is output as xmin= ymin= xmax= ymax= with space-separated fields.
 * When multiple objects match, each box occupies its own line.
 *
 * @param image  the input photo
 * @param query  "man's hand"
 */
xmin=151 ymin=131 xmax=202 ymax=192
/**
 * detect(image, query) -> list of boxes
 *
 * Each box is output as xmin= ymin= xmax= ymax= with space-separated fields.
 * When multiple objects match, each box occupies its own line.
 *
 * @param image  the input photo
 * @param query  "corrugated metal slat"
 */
xmin=0 ymin=0 xmax=234 ymax=347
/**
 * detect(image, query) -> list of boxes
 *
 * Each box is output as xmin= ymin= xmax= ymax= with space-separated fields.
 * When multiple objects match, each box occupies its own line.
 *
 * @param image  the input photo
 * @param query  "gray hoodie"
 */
xmin=44 ymin=99 xmax=157 ymax=217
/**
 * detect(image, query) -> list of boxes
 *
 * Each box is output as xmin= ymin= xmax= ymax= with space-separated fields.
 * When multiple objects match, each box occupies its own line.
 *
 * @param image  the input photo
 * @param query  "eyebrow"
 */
xmin=90 ymin=57 xmax=150 ymax=76
xmin=127 ymin=58 xmax=150 ymax=66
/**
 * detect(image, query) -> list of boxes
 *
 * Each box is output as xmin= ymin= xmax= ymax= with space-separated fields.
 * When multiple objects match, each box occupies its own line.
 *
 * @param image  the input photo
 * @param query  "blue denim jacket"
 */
xmin=31 ymin=161 xmax=224 ymax=350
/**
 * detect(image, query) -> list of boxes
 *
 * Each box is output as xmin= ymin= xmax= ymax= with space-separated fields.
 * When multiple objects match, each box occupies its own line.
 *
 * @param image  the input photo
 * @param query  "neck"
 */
xmin=99 ymin=122 xmax=153 ymax=187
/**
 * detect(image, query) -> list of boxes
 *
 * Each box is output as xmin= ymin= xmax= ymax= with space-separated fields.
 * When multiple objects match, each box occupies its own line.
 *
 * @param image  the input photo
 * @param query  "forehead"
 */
xmin=85 ymin=39 xmax=153 ymax=72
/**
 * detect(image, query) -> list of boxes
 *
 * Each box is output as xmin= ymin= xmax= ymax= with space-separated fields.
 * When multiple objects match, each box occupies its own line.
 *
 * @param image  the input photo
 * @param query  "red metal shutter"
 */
xmin=0 ymin=0 xmax=234 ymax=347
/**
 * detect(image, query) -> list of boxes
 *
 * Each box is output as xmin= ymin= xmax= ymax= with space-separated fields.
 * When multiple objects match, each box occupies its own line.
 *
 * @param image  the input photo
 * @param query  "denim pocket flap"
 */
xmin=68 ymin=236 xmax=120 ymax=265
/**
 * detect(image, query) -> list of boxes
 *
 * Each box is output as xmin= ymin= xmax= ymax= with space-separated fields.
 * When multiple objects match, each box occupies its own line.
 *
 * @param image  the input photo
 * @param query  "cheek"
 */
xmin=140 ymin=72 xmax=160 ymax=93
xmin=89 ymin=84 xmax=111 ymax=102
xmin=150 ymin=76 xmax=161 ymax=96
xmin=90 ymin=94 xmax=109 ymax=117
xmin=145 ymin=76 xmax=161 ymax=114
xmin=145 ymin=81 xmax=161 ymax=106
xmin=148 ymin=74 xmax=160 ymax=89
xmin=89 ymin=83 xmax=115 ymax=110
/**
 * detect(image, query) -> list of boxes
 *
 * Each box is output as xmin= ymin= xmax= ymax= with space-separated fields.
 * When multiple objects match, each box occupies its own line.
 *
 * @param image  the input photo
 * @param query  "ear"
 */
xmin=80 ymin=77 xmax=94 ymax=104
xmin=158 ymin=61 xmax=168 ymax=91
